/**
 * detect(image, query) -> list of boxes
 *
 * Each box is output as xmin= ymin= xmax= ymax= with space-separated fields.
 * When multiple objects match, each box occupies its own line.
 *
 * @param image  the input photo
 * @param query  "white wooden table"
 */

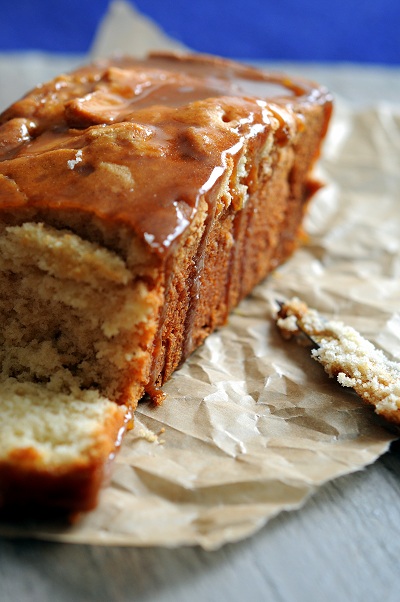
xmin=1 ymin=57 xmax=400 ymax=602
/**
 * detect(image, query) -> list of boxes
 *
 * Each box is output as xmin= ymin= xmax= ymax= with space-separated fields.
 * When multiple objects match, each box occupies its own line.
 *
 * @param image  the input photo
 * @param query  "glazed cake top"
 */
xmin=0 ymin=52 xmax=332 ymax=255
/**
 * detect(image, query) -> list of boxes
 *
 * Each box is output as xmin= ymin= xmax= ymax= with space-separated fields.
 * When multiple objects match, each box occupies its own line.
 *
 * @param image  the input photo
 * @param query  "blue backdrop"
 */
xmin=0 ymin=0 xmax=399 ymax=64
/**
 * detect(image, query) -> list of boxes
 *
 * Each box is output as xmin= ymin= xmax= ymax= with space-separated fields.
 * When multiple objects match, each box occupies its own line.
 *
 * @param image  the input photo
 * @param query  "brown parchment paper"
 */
xmin=0 ymin=1 xmax=399 ymax=549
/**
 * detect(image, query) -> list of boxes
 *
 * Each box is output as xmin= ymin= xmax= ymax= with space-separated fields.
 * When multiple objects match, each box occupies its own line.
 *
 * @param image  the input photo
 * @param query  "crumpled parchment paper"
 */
xmin=0 ymin=0 xmax=399 ymax=549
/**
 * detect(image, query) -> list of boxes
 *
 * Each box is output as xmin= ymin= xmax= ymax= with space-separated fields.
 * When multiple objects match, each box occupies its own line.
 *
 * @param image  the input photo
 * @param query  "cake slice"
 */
xmin=0 ymin=380 xmax=130 ymax=515
xmin=0 ymin=52 xmax=332 ymax=513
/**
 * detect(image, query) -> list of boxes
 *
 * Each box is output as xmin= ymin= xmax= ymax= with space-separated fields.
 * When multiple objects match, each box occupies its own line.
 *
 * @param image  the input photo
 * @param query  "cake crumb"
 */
xmin=276 ymin=298 xmax=400 ymax=426
xmin=136 ymin=426 xmax=166 ymax=444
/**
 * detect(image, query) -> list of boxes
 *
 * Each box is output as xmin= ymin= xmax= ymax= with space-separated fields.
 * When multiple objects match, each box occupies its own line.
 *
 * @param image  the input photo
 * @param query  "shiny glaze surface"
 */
xmin=0 ymin=52 xmax=331 ymax=255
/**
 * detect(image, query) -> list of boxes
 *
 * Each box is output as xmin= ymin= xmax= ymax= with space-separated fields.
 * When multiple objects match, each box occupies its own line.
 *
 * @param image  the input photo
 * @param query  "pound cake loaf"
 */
xmin=0 ymin=52 xmax=332 ymax=514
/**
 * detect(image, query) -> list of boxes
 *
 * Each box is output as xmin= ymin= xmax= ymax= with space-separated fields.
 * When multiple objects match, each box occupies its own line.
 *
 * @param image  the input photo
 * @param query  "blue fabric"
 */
xmin=1 ymin=0 xmax=399 ymax=64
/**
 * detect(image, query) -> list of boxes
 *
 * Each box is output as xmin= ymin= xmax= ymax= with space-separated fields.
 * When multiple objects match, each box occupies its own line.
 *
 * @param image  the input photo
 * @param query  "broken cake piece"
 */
xmin=276 ymin=298 xmax=400 ymax=425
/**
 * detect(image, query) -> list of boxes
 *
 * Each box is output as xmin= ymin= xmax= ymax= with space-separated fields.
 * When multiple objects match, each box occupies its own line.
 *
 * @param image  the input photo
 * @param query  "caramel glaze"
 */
xmin=0 ymin=52 xmax=332 ymax=258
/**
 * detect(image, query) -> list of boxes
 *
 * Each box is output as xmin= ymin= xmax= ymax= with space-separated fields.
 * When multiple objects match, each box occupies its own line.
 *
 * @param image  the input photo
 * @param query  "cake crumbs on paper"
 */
xmin=137 ymin=426 xmax=166 ymax=444
xmin=275 ymin=297 xmax=400 ymax=426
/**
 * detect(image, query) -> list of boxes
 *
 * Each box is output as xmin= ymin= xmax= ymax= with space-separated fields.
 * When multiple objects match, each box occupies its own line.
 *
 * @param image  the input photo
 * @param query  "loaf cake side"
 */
xmin=0 ymin=52 xmax=332 ymax=513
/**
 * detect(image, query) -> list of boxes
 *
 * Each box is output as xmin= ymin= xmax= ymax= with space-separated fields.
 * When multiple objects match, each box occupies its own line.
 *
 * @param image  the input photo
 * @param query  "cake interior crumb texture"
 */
xmin=0 ymin=380 xmax=126 ymax=465
xmin=0 ymin=222 xmax=161 ymax=404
